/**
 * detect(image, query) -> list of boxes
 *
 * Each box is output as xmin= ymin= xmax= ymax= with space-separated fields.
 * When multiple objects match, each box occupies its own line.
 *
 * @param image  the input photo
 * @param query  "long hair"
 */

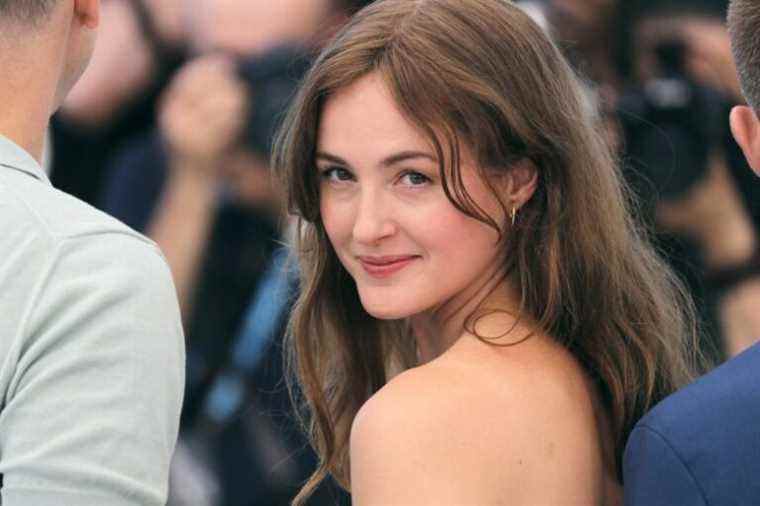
xmin=272 ymin=1 xmax=703 ymax=503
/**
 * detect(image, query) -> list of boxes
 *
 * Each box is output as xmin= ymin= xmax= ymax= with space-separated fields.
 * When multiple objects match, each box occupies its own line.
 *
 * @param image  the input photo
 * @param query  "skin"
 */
xmin=317 ymin=72 xmax=622 ymax=505
xmin=61 ymin=0 xmax=159 ymax=126
xmin=150 ymin=54 xmax=278 ymax=315
xmin=731 ymin=105 xmax=760 ymax=176
xmin=350 ymin=330 xmax=622 ymax=505
xmin=189 ymin=0 xmax=333 ymax=56
xmin=0 ymin=0 xmax=99 ymax=162
xmin=724 ymin=105 xmax=760 ymax=356
xmin=150 ymin=54 xmax=254 ymax=316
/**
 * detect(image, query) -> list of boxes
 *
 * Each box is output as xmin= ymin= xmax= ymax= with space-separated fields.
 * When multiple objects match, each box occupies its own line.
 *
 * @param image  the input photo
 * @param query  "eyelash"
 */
xmin=398 ymin=171 xmax=431 ymax=187
xmin=319 ymin=166 xmax=354 ymax=182
xmin=318 ymin=167 xmax=432 ymax=187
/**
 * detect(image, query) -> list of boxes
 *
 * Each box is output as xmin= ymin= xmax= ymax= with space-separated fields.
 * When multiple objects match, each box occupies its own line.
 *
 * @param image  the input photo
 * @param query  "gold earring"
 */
xmin=511 ymin=206 xmax=517 ymax=226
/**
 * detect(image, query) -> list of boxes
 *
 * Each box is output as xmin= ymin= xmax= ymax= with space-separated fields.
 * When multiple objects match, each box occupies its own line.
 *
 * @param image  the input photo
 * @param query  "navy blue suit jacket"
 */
xmin=623 ymin=342 xmax=760 ymax=505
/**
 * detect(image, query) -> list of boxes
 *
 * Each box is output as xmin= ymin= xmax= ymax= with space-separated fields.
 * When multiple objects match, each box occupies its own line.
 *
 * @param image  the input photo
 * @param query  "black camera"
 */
xmin=617 ymin=39 xmax=731 ymax=202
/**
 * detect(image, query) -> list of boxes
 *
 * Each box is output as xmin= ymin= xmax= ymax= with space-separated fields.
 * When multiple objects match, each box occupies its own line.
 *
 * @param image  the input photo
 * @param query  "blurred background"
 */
xmin=43 ymin=0 xmax=760 ymax=504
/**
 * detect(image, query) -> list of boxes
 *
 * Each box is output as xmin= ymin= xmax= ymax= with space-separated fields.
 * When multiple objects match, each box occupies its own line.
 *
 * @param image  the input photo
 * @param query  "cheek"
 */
xmin=421 ymin=206 xmax=502 ymax=259
xmin=320 ymin=197 xmax=351 ymax=247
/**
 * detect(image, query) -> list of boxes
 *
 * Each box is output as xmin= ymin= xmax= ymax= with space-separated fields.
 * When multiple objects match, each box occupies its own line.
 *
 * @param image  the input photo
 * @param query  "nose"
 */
xmin=352 ymin=188 xmax=397 ymax=245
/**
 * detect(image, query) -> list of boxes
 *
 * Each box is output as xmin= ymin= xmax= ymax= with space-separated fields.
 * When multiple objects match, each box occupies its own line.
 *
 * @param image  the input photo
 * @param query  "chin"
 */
xmin=358 ymin=292 xmax=423 ymax=320
xmin=364 ymin=307 xmax=408 ymax=320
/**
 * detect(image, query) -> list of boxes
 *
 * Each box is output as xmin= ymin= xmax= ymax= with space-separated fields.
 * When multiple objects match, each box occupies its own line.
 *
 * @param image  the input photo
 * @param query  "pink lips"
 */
xmin=357 ymin=255 xmax=418 ymax=278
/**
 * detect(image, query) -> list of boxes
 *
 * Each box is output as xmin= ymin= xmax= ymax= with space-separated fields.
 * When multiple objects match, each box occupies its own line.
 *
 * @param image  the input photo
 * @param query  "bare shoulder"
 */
xmin=349 ymin=336 xmax=609 ymax=505
xmin=349 ymin=362 xmax=486 ymax=505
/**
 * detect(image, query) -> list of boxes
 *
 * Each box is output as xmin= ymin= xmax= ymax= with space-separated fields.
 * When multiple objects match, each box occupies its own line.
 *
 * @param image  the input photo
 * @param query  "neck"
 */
xmin=411 ymin=262 xmax=522 ymax=363
xmin=0 ymin=101 xmax=52 ymax=163
xmin=0 ymin=21 xmax=68 ymax=162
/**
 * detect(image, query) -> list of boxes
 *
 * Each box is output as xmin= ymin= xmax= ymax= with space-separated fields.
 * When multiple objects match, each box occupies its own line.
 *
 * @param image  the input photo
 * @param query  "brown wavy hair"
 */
xmin=272 ymin=0 xmax=703 ymax=503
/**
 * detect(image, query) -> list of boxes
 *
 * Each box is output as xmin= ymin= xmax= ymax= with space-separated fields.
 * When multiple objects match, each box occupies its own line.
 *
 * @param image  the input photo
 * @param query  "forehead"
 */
xmin=317 ymin=73 xmax=434 ymax=158
xmin=192 ymin=0 xmax=331 ymax=55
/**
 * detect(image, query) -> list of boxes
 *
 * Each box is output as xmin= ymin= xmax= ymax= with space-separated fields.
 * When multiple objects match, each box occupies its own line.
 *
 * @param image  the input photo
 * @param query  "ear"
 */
xmin=730 ymin=105 xmax=760 ymax=177
xmin=73 ymin=0 xmax=100 ymax=30
xmin=503 ymin=158 xmax=538 ymax=209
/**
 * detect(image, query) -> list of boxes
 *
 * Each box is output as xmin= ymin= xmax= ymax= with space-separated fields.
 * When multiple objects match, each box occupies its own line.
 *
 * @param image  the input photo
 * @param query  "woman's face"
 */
xmin=316 ymin=73 xmax=506 ymax=320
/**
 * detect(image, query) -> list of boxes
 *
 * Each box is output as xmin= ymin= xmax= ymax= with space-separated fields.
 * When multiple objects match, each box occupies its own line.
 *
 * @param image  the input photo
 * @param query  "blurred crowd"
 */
xmin=44 ymin=0 xmax=760 ymax=505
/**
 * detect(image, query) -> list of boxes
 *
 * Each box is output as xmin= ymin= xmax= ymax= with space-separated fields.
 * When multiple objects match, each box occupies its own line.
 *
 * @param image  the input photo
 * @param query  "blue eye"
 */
xmin=399 ymin=171 xmax=431 ymax=186
xmin=320 ymin=166 xmax=354 ymax=182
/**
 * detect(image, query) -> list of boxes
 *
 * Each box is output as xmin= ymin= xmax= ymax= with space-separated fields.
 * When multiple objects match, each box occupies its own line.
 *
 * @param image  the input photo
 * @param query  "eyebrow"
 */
xmin=315 ymin=150 xmax=438 ymax=168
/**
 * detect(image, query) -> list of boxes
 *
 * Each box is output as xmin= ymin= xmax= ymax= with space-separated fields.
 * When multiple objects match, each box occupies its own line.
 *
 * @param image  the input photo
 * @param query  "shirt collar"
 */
xmin=0 ymin=134 xmax=52 ymax=186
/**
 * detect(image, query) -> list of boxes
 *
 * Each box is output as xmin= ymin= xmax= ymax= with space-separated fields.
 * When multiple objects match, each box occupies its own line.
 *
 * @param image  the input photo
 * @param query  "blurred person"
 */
xmin=95 ymin=1 xmax=370 ymax=505
xmin=518 ymin=0 xmax=759 ymax=367
xmin=99 ymin=0 xmax=373 ymax=416
xmin=55 ymin=0 xmax=353 ymax=163
xmin=187 ymin=247 xmax=352 ymax=506
xmin=188 ymin=0 xmax=332 ymax=56
xmin=125 ymin=50 xmax=285 ymax=506
xmin=147 ymin=54 xmax=267 ymax=314
xmin=273 ymin=1 xmax=706 ymax=504
xmin=101 ymin=0 xmax=338 ymax=418
xmin=162 ymin=4 xmax=371 ymax=504
xmin=0 ymin=0 xmax=184 ymax=504
xmin=621 ymin=0 xmax=760 ymax=357
xmin=632 ymin=4 xmax=742 ymax=100
xmin=50 ymin=0 xmax=189 ymax=205
xmin=101 ymin=0 xmax=354 ymax=321
xmin=623 ymin=3 xmax=760 ymax=502
xmin=531 ymin=0 xmax=760 ymax=360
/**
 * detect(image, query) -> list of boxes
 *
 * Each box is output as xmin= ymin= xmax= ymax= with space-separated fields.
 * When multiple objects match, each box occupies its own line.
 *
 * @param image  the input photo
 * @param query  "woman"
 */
xmin=273 ymin=1 xmax=702 ymax=504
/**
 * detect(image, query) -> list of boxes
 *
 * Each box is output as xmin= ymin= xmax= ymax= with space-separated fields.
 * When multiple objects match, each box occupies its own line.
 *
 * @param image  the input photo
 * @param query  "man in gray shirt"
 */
xmin=0 ymin=1 xmax=185 ymax=504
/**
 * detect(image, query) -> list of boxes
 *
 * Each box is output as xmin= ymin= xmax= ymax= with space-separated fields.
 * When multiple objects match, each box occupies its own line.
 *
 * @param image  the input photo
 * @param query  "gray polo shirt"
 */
xmin=0 ymin=135 xmax=185 ymax=505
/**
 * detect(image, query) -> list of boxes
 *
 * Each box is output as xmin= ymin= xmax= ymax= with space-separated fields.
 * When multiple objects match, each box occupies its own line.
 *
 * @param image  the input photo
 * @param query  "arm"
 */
xmin=0 ymin=234 xmax=185 ymax=505
xmin=656 ymin=156 xmax=760 ymax=355
xmin=148 ymin=55 xmax=250 ymax=317
xmin=146 ymin=158 xmax=218 ymax=317
xmin=623 ymin=424 xmax=708 ymax=506
xmin=718 ymin=277 xmax=760 ymax=355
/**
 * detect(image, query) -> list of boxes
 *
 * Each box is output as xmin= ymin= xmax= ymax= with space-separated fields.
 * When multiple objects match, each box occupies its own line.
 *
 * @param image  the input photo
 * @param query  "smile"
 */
xmin=357 ymin=255 xmax=419 ymax=279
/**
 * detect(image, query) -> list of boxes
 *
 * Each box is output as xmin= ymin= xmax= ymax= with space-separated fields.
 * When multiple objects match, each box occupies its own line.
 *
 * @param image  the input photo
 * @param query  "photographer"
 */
xmin=620 ymin=1 xmax=760 ymax=358
xmin=100 ymin=0 xmax=332 ymax=381
xmin=521 ymin=0 xmax=760 ymax=359
xmin=99 ymin=1 xmax=371 ymax=504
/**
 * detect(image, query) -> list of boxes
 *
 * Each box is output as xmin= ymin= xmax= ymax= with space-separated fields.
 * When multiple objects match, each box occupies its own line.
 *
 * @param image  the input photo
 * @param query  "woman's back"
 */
xmin=350 ymin=329 xmax=623 ymax=505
